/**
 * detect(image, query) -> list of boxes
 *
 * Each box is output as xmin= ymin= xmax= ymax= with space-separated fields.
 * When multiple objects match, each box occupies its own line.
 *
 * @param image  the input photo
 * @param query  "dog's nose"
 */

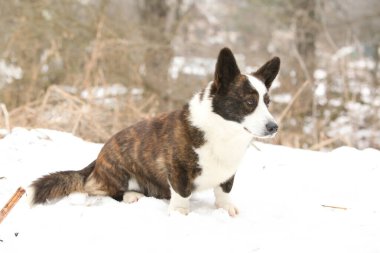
xmin=265 ymin=121 xmax=278 ymax=134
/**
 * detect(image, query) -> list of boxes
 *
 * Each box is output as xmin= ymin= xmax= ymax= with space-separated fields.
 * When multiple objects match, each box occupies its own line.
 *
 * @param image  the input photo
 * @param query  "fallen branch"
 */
xmin=0 ymin=187 xmax=26 ymax=224
xmin=321 ymin=204 xmax=348 ymax=210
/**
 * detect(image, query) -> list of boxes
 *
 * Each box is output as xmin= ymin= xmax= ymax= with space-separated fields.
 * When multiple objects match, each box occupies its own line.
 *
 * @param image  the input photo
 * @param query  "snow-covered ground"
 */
xmin=0 ymin=128 xmax=379 ymax=253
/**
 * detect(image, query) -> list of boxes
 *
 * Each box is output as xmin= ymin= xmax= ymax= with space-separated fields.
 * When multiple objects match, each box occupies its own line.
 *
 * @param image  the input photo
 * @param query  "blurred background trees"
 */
xmin=0 ymin=0 xmax=379 ymax=149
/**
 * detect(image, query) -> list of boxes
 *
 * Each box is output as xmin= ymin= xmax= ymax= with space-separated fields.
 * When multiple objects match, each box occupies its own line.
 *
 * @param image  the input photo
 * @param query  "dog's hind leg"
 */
xmin=84 ymin=175 xmax=108 ymax=196
xmin=122 ymin=176 xmax=145 ymax=203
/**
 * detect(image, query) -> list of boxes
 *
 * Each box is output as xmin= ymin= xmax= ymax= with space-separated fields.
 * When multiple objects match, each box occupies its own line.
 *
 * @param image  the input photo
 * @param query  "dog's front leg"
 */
xmin=167 ymin=165 xmax=194 ymax=215
xmin=168 ymin=186 xmax=191 ymax=215
xmin=214 ymin=176 xmax=239 ymax=217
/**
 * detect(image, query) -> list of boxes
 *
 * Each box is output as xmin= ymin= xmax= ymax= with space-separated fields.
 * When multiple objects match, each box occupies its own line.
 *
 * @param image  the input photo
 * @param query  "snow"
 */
xmin=332 ymin=46 xmax=355 ymax=61
xmin=314 ymin=69 xmax=327 ymax=80
xmin=80 ymin=84 xmax=129 ymax=99
xmin=79 ymin=84 xmax=143 ymax=106
xmin=1 ymin=128 xmax=380 ymax=253
xmin=169 ymin=54 xmax=245 ymax=79
xmin=0 ymin=60 xmax=23 ymax=87
xmin=326 ymin=101 xmax=380 ymax=149
xmin=169 ymin=56 xmax=216 ymax=79
xmin=271 ymin=93 xmax=292 ymax=104
xmin=348 ymin=59 xmax=376 ymax=70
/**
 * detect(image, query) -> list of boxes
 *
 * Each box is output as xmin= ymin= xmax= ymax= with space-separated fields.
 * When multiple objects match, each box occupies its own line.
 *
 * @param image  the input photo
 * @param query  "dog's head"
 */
xmin=210 ymin=47 xmax=280 ymax=138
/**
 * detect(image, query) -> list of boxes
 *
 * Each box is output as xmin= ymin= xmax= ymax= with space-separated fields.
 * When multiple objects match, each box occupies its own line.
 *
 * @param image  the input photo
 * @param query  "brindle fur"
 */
xmin=31 ymin=105 xmax=205 ymax=204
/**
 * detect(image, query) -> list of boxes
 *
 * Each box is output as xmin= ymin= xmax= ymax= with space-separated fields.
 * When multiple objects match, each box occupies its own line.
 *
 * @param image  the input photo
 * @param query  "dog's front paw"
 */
xmin=216 ymin=202 xmax=239 ymax=217
xmin=168 ymin=187 xmax=191 ymax=216
xmin=168 ymin=205 xmax=190 ymax=216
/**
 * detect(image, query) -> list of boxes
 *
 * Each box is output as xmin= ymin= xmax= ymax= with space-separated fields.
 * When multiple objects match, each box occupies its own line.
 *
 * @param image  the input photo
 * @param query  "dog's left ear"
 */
xmin=253 ymin=57 xmax=280 ymax=89
xmin=213 ymin=47 xmax=241 ymax=94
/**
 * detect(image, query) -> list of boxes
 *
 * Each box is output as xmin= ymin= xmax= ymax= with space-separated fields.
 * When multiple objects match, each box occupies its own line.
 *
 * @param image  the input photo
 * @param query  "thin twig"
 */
xmin=82 ymin=15 xmax=104 ymax=89
xmin=250 ymin=141 xmax=261 ymax=151
xmin=0 ymin=103 xmax=10 ymax=133
xmin=321 ymin=204 xmax=348 ymax=210
xmin=310 ymin=136 xmax=341 ymax=150
xmin=277 ymin=80 xmax=309 ymax=125
xmin=71 ymin=106 xmax=85 ymax=135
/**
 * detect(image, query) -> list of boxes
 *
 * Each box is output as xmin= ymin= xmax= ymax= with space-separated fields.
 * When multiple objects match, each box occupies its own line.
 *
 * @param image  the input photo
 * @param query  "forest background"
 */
xmin=0 ymin=0 xmax=379 ymax=150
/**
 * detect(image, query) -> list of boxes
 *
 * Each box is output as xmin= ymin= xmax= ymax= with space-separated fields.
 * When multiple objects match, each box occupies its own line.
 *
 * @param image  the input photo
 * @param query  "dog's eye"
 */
xmin=264 ymin=95 xmax=270 ymax=106
xmin=245 ymin=99 xmax=257 ymax=107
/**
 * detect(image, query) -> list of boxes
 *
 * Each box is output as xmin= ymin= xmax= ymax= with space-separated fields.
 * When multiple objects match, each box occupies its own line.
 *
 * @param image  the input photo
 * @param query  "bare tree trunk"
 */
xmin=137 ymin=0 xmax=185 ymax=110
xmin=292 ymin=0 xmax=319 ymax=144
xmin=295 ymin=0 xmax=317 ymax=80
xmin=370 ymin=43 xmax=379 ymax=87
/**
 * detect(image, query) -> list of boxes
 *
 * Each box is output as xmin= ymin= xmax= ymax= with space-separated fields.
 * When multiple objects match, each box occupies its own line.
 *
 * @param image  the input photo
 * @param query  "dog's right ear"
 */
xmin=213 ymin=47 xmax=240 ymax=94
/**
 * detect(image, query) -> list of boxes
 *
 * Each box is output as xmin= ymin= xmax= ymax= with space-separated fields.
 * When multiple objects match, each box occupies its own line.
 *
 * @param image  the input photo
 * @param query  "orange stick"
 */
xmin=0 ymin=187 xmax=26 ymax=224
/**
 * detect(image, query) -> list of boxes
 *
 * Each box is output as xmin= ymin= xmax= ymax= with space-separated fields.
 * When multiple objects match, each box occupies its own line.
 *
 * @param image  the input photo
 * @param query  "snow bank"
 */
xmin=0 ymin=129 xmax=379 ymax=253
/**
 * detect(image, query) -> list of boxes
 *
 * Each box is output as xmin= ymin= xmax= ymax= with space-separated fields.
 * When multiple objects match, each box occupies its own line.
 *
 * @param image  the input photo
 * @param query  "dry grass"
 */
xmin=3 ymin=85 xmax=157 ymax=142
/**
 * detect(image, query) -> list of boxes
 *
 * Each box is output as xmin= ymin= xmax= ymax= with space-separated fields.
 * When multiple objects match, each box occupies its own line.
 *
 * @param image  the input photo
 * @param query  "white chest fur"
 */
xmin=193 ymin=135 xmax=249 ymax=191
xmin=189 ymin=84 xmax=252 ymax=191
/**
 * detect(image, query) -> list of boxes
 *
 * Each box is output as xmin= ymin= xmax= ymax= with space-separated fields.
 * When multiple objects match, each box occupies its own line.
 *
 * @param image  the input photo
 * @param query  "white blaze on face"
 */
xmin=242 ymin=74 xmax=277 ymax=138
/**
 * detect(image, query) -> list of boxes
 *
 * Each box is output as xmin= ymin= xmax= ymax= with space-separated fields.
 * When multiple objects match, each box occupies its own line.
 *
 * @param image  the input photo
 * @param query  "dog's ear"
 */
xmin=253 ymin=57 xmax=280 ymax=90
xmin=213 ymin=47 xmax=240 ymax=94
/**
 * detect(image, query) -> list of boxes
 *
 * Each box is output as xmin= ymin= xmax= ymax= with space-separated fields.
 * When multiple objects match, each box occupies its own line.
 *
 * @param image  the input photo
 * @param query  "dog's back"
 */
xmin=84 ymin=106 xmax=204 ymax=201
xmin=30 ymin=106 xmax=204 ymax=204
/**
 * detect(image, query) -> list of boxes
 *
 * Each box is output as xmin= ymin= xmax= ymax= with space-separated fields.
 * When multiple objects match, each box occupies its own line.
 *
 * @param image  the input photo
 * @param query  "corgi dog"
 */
xmin=29 ymin=48 xmax=280 ymax=216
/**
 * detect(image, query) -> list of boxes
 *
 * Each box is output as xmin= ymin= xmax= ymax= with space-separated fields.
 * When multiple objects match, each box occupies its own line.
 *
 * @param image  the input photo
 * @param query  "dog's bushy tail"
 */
xmin=28 ymin=160 xmax=96 ymax=205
